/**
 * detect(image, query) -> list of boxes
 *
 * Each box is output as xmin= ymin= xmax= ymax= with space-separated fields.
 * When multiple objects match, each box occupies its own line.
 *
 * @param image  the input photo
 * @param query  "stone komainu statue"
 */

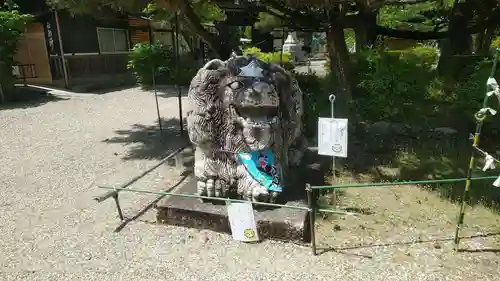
xmin=186 ymin=55 xmax=305 ymax=203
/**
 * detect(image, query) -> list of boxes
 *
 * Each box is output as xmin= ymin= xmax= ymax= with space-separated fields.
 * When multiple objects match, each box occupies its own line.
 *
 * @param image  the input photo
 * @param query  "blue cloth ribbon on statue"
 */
xmin=237 ymin=149 xmax=282 ymax=192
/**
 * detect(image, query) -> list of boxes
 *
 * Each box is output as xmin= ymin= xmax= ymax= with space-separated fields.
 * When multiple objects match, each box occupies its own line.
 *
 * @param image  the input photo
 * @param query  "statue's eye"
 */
xmin=229 ymin=81 xmax=243 ymax=90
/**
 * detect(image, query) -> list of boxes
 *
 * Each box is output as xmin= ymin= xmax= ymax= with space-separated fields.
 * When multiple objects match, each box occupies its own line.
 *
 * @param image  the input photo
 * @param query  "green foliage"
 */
xmin=254 ymin=12 xmax=283 ymax=32
xmin=127 ymin=41 xmax=174 ymax=85
xmin=293 ymin=71 xmax=330 ymax=138
xmin=352 ymin=45 xmax=490 ymax=128
xmin=379 ymin=0 xmax=449 ymax=31
xmin=144 ymin=0 xmax=225 ymax=24
xmin=492 ymin=37 xmax=500 ymax=50
xmin=191 ymin=0 xmax=225 ymax=23
xmin=300 ymin=44 xmax=500 ymax=138
xmin=445 ymin=60 xmax=500 ymax=132
xmin=243 ymin=26 xmax=252 ymax=40
xmin=0 ymin=2 xmax=33 ymax=100
xmin=354 ymin=46 xmax=439 ymax=123
xmin=127 ymin=41 xmax=197 ymax=87
xmin=243 ymin=47 xmax=294 ymax=70
xmin=344 ymin=29 xmax=355 ymax=52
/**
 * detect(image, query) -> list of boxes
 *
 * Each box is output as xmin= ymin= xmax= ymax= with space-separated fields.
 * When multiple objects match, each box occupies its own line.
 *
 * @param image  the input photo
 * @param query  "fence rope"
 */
xmin=310 ymin=175 xmax=499 ymax=190
xmin=98 ymin=186 xmax=362 ymax=216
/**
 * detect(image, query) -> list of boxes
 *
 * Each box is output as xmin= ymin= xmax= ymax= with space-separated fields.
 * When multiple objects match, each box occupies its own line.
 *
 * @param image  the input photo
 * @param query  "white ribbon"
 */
xmin=486 ymin=89 xmax=500 ymax=97
xmin=493 ymin=175 xmax=500 ymax=187
xmin=477 ymin=107 xmax=497 ymax=116
xmin=487 ymin=77 xmax=499 ymax=90
xmin=483 ymin=153 xmax=496 ymax=171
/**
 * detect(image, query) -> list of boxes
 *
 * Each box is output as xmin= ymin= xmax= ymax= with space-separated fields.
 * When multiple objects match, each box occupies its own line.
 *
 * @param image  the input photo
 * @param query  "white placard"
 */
xmin=226 ymin=202 xmax=259 ymax=242
xmin=318 ymin=117 xmax=348 ymax=158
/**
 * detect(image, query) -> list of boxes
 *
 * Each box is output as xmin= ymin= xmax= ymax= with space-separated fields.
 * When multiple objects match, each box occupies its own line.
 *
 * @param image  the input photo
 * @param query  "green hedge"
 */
xmin=127 ymin=41 xmax=198 ymax=87
xmin=296 ymin=45 xmax=500 ymax=137
xmin=128 ymin=44 xmax=296 ymax=88
xmin=243 ymin=47 xmax=295 ymax=70
xmin=354 ymin=46 xmax=439 ymax=124
xmin=0 ymin=8 xmax=32 ymax=102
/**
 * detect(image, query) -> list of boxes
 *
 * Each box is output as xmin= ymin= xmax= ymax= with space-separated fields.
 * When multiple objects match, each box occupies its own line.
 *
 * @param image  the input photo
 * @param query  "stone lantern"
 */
xmin=282 ymin=32 xmax=305 ymax=63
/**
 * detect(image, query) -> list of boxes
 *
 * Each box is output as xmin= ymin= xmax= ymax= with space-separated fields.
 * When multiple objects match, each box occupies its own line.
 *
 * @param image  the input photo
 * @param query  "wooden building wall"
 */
xmin=14 ymin=22 xmax=53 ymax=85
xmin=128 ymin=16 xmax=150 ymax=44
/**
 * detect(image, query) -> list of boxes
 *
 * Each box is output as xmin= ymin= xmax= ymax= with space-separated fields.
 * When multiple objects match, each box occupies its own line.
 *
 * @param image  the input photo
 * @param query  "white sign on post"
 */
xmin=318 ymin=117 xmax=348 ymax=158
xmin=226 ymin=201 xmax=259 ymax=242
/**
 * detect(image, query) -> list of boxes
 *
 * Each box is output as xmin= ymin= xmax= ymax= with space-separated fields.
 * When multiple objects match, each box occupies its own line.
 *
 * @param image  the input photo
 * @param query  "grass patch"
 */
xmin=314 ymin=131 xmax=500 ymax=278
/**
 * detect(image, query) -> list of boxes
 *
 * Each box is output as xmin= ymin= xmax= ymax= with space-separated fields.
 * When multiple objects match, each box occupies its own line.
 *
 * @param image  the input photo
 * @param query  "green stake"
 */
xmin=454 ymin=48 xmax=500 ymax=250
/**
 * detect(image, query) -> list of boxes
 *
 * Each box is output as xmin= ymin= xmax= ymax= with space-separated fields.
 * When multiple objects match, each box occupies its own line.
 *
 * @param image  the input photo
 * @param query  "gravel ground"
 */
xmin=0 ymin=86 xmax=490 ymax=281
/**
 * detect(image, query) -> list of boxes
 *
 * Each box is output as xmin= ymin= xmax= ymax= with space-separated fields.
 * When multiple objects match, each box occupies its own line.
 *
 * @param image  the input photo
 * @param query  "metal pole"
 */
xmin=147 ymin=19 xmax=163 ymax=136
xmin=328 ymin=94 xmax=337 ymax=207
xmin=329 ymin=94 xmax=336 ymax=178
xmin=22 ymin=66 xmax=27 ymax=86
xmin=152 ymin=65 xmax=163 ymax=136
xmin=174 ymin=12 xmax=184 ymax=136
xmin=54 ymin=10 xmax=69 ymax=89
xmin=113 ymin=194 xmax=124 ymax=221
xmin=306 ymin=184 xmax=317 ymax=255
xmin=454 ymin=49 xmax=500 ymax=250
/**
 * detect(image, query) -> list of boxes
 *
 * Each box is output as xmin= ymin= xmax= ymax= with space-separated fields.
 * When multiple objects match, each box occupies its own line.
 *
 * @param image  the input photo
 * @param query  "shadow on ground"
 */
xmin=103 ymin=117 xmax=189 ymax=160
xmin=156 ymin=86 xmax=189 ymax=98
xmin=87 ymin=83 xmax=137 ymax=95
xmin=129 ymin=85 xmax=189 ymax=98
xmin=113 ymin=172 xmax=191 ymax=233
xmin=0 ymin=86 xmax=68 ymax=110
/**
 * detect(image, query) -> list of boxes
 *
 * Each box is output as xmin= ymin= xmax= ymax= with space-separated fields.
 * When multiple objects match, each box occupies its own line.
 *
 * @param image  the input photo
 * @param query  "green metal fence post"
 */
xmin=328 ymin=94 xmax=338 ymax=208
xmin=454 ymin=48 xmax=500 ymax=250
xmin=113 ymin=193 xmax=124 ymax=221
xmin=306 ymin=183 xmax=317 ymax=255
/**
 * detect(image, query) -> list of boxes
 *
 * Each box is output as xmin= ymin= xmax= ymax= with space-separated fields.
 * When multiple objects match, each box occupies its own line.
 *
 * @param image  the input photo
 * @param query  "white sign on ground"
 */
xmin=318 ymin=117 xmax=348 ymax=158
xmin=226 ymin=201 xmax=259 ymax=242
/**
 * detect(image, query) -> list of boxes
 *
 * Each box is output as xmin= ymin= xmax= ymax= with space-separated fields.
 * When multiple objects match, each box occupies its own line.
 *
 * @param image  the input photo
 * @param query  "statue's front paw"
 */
xmin=196 ymin=178 xmax=229 ymax=200
xmin=238 ymin=178 xmax=273 ymax=203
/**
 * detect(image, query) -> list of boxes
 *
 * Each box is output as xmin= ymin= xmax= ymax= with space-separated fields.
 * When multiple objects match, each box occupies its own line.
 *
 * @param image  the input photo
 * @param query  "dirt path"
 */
xmin=0 ymin=86 xmax=497 ymax=281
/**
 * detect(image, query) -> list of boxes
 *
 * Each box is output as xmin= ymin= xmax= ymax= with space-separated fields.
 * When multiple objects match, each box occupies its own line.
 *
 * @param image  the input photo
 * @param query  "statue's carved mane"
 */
xmin=186 ymin=56 xmax=305 ymax=202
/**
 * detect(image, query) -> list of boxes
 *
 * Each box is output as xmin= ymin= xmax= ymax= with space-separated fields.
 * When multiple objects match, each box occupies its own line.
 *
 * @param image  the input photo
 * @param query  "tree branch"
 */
xmin=384 ymin=0 xmax=435 ymax=5
xmin=260 ymin=0 xmax=325 ymax=30
xmin=178 ymin=1 xmax=224 ymax=57
xmin=254 ymin=0 xmax=500 ymax=40
xmin=376 ymin=17 xmax=499 ymax=39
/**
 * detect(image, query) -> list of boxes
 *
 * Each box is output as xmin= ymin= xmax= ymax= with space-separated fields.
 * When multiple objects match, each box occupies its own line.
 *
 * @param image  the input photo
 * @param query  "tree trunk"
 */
xmin=214 ymin=23 xmax=242 ymax=58
xmin=180 ymin=2 xmax=234 ymax=60
xmin=326 ymin=19 xmax=353 ymax=104
xmin=301 ymin=32 xmax=313 ymax=47
xmin=355 ymin=10 xmax=378 ymax=52
xmin=437 ymin=1 xmax=474 ymax=78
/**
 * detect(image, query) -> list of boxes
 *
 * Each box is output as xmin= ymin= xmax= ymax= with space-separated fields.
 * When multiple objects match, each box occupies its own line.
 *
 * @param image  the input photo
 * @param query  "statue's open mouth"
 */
xmin=233 ymin=106 xmax=278 ymax=122
xmin=234 ymin=105 xmax=279 ymax=150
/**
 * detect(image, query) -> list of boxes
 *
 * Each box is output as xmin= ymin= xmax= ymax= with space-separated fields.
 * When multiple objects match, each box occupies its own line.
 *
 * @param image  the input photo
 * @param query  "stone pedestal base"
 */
xmin=155 ymin=148 xmax=330 ymax=243
xmin=155 ymin=177 xmax=311 ymax=242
